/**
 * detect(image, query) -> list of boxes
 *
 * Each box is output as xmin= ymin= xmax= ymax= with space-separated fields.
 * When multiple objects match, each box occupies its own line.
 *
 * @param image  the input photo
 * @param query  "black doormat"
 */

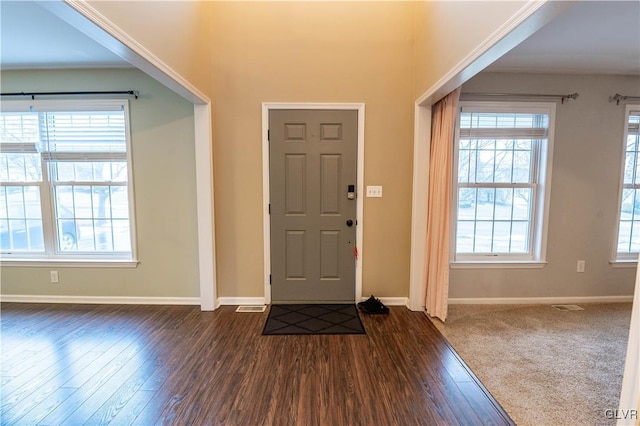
xmin=262 ymin=304 xmax=365 ymax=335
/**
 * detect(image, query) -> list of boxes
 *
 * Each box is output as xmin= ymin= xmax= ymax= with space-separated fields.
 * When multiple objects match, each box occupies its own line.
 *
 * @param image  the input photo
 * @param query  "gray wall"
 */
xmin=0 ymin=69 xmax=200 ymax=298
xmin=451 ymin=72 xmax=639 ymax=299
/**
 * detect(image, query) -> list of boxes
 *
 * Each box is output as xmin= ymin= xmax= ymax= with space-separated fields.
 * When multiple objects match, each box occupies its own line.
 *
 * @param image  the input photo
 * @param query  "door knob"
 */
xmin=346 ymin=220 xmax=353 ymax=227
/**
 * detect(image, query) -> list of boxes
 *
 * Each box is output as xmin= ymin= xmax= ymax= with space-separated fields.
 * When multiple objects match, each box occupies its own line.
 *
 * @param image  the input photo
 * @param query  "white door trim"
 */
xmin=262 ymin=103 xmax=365 ymax=304
xmin=408 ymin=103 xmax=432 ymax=311
xmin=194 ymin=104 xmax=217 ymax=310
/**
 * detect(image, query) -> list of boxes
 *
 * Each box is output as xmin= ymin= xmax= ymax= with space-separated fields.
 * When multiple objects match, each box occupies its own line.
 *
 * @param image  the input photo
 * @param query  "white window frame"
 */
xmin=450 ymin=101 xmax=555 ymax=269
xmin=612 ymin=104 xmax=640 ymax=266
xmin=0 ymin=99 xmax=138 ymax=266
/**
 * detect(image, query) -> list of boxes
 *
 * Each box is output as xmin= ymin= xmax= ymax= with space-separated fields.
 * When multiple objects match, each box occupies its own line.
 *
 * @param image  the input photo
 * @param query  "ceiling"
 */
xmin=0 ymin=1 xmax=639 ymax=75
xmin=487 ymin=1 xmax=640 ymax=75
xmin=0 ymin=1 xmax=129 ymax=69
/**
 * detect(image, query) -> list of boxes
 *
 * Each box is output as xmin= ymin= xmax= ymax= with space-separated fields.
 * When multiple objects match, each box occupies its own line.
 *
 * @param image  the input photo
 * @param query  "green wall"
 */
xmin=0 ymin=68 xmax=200 ymax=299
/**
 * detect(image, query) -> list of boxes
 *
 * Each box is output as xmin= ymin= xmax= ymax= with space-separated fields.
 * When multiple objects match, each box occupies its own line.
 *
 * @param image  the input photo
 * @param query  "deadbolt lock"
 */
xmin=347 ymin=184 xmax=356 ymax=200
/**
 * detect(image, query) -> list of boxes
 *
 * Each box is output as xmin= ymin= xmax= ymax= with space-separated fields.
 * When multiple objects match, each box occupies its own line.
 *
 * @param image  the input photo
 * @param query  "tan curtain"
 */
xmin=424 ymin=87 xmax=461 ymax=321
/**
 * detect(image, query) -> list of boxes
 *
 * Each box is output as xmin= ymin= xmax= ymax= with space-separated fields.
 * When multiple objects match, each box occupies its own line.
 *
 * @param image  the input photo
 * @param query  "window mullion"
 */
xmin=490 ymin=187 xmax=496 ymax=253
xmin=466 ymin=138 xmax=473 ymax=184
xmin=90 ymin=185 xmax=97 ymax=251
xmin=509 ymin=188 xmax=515 ymax=253
xmin=472 ymin=136 xmax=479 ymax=253
xmin=39 ymin=151 xmax=56 ymax=256
xmin=50 ymin=181 xmax=127 ymax=187
xmin=631 ymin=130 xmax=639 ymax=253
xmin=631 ymin=187 xmax=637 ymax=254
xmin=40 ymin=111 xmax=58 ymax=256
xmin=531 ymin=139 xmax=540 ymax=184
xmin=529 ymin=184 xmax=538 ymax=255
xmin=632 ymin=127 xmax=639 ymax=188
xmin=460 ymin=182 xmax=531 ymax=188
xmin=472 ymin=187 xmax=478 ymax=253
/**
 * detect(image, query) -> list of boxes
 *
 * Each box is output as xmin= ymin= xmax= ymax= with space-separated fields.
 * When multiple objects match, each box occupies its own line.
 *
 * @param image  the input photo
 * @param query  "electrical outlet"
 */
xmin=576 ymin=260 xmax=585 ymax=273
xmin=50 ymin=271 xmax=59 ymax=283
xmin=366 ymin=186 xmax=383 ymax=198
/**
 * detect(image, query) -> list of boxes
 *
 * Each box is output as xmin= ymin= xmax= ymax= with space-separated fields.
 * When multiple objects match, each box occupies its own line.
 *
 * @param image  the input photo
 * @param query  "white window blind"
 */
xmin=38 ymin=110 xmax=127 ymax=156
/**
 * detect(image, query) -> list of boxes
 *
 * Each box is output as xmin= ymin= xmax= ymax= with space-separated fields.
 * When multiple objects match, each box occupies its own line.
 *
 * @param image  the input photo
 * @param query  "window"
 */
xmin=0 ymin=100 xmax=135 ymax=262
xmin=452 ymin=102 xmax=555 ymax=265
xmin=615 ymin=105 xmax=640 ymax=261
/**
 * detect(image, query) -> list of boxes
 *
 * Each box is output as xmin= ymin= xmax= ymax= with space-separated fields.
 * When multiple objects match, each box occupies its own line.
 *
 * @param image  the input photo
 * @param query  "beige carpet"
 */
xmin=431 ymin=303 xmax=632 ymax=426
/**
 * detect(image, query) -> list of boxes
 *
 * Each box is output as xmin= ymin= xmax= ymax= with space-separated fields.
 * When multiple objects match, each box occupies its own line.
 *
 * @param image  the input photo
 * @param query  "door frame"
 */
xmin=262 ymin=103 xmax=365 ymax=304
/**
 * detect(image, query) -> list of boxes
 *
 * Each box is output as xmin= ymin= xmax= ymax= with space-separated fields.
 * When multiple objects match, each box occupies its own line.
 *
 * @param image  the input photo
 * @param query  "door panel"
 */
xmin=320 ymin=154 xmax=341 ymax=214
xmin=270 ymin=109 xmax=357 ymax=303
xmin=320 ymin=230 xmax=340 ymax=279
xmin=285 ymin=155 xmax=306 ymax=214
xmin=285 ymin=231 xmax=306 ymax=279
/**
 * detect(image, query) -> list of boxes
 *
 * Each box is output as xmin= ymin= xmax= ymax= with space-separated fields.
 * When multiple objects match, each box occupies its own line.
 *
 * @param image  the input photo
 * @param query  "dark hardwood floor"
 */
xmin=0 ymin=303 xmax=513 ymax=425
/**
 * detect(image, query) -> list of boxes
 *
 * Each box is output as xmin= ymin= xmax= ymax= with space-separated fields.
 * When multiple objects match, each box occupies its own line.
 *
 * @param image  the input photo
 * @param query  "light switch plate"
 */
xmin=366 ymin=186 xmax=383 ymax=197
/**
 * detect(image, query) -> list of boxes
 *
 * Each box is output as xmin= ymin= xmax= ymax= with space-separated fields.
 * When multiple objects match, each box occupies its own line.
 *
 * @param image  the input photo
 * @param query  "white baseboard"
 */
xmin=449 ymin=295 xmax=634 ymax=305
xmin=217 ymin=297 xmax=408 ymax=307
xmin=360 ymin=296 xmax=409 ymax=307
xmin=218 ymin=297 xmax=266 ymax=306
xmin=5 ymin=294 xmax=416 ymax=308
xmin=0 ymin=294 xmax=201 ymax=305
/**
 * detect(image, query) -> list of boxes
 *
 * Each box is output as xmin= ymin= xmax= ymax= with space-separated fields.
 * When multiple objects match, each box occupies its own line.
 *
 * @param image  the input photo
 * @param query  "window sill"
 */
xmin=450 ymin=261 xmax=547 ymax=269
xmin=0 ymin=259 xmax=139 ymax=268
xmin=609 ymin=260 xmax=638 ymax=269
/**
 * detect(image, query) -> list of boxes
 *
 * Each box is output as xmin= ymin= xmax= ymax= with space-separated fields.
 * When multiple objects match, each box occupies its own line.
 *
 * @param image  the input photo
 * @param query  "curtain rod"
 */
xmin=0 ymin=90 xmax=139 ymax=100
xmin=610 ymin=93 xmax=640 ymax=106
xmin=462 ymin=92 xmax=579 ymax=104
